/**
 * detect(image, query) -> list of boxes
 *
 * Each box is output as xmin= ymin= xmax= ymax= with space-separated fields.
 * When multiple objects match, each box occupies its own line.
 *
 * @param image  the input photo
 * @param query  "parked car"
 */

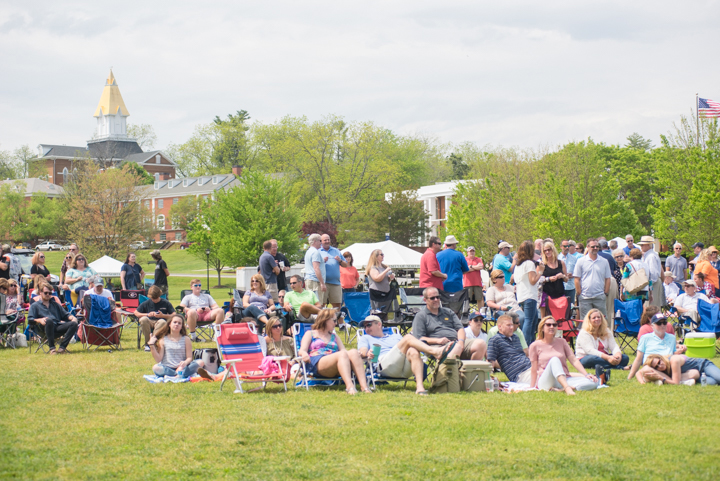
xmin=129 ymin=241 xmax=146 ymax=250
xmin=180 ymin=242 xmax=193 ymax=249
xmin=35 ymin=241 xmax=63 ymax=251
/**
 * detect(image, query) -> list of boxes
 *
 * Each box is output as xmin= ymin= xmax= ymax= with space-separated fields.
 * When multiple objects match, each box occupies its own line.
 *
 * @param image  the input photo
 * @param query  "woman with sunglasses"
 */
xmin=264 ymin=316 xmax=295 ymax=359
xmin=621 ymin=248 xmax=651 ymax=301
xmin=529 ymin=316 xmax=598 ymax=395
xmin=298 ymin=309 xmax=371 ymax=394
xmin=641 ymin=354 xmax=720 ymax=386
xmin=366 ymin=249 xmax=396 ymax=312
xmin=514 ymin=241 xmax=544 ymax=342
xmin=485 ymin=269 xmax=525 ymax=325
xmin=30 ymin=251 xmax=51 ymax=290
xmin=340 ymin=251 xmax=360 ymax=293
xmin=242 ymin=273 xmax=276 ymax=332
xmin=611 ymin=249 xmax=625 ymax=294
xmin=5 ymin=279 xmax=22 ymax=316
xmin=64 ymin=254 xmax=97 ymax=297
xmin=540 ymin=242 xmax=567 ymax=317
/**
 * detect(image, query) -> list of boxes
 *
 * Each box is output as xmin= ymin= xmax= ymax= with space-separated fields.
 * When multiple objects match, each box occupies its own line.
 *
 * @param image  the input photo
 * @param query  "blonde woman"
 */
xmin=540 ymin=241 xmax=567 ymax=316
xmin=264 ymin=316 xmax=295 ymax=359
xmin=641 ymin=354 xmax=720 ymax=386
xmin=242 ymin=273 xmax=275 ymax=332
xmin=694 ymin=249 xmax=719 ymax=294
xmin=575 ymin=309 xmax=629 ymax=370
xmin=30 ymin=251 xmax=51 ymax=289
xmin=366 ymin=249 xmax=396 ymax=312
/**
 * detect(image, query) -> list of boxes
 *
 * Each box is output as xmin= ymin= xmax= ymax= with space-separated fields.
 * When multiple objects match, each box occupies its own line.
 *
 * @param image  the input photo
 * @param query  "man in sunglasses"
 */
xmin=420 ymin=237 xmax=447 ymax=290
xmin=180 ymin=279 xmax=223 ymax=341
xmin=628 ymin=313 xmax=685 ymax=382
xmin=283 ymin=275 xmax=322 ymax=321
xmin=557 ymin=240 xmax=579 ymax=302
xmin=572 ymin=238 xmax=612 ymax=319
xmin=666 ymin=242 xmax=687 ymax=281
xmin=27 ymin=282 xmax=79 ymax=354
xmin=412 ymin=287 xmax=486 ymax=361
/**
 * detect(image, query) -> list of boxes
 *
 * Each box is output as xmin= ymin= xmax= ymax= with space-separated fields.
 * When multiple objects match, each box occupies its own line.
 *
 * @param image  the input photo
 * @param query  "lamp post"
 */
xmin=205 ymin=248 xmax=210 ymax=289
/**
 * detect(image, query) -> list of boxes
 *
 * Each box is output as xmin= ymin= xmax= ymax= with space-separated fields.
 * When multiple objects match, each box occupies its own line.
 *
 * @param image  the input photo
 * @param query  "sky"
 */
xmin=1 ymin=1 xmax=719 ymax=154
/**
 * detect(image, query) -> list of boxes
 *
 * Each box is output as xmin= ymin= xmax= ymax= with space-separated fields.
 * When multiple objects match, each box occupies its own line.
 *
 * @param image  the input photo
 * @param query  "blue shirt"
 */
xmin=304 ymin=246 xmax=325 ymax=282
xmin=320 ymin=246 xmax=343 ymax=285
xmin=259 ymin=251 xmax=277 ymax=285
xmin=637 ymin=332 xmax=676 ymax=363
xmin=436 ymin=248 xmax=469 ymax=292
xmin=492 ymin=254 xmax=513 ymax=284
xmin=121 ymin=263 xmax=143 ymax=290
xmin=598 ymin=250 xmax=617 ymax=273
xmin=487 ymin=333 xmax=531 ymax=382
xmin=357 ymin=333 xmax=402 ymax=358
xmin=558 ymin=252 xmax=581 ymax=291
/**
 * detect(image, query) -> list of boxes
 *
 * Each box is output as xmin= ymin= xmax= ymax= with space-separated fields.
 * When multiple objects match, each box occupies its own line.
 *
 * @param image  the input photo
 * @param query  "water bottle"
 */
xmin=701 ymin=373 xmax=707 ymax=387
xmin=493 ymin=376 xmax=500 ymax=390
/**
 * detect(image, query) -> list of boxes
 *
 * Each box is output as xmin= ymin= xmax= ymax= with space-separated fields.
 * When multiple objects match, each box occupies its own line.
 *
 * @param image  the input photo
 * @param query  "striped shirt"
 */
xmin=161 ymin=336 xmax=187 ymax=369
xmin=487 ymin=333 xmax=531 ymax=382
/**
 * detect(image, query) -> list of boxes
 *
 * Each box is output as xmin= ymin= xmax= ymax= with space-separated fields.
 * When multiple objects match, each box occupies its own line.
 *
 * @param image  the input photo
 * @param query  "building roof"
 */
xmin=140 ymin=174 xmax=241 ymax=197
xmin=0 ymin=178 xmax=64 ymax=197
xmin=123 ymin=150 xmax=177 ymax=166
xmin=87 ymin=139 xmax=143 ymax=160
xmin=38 ymin=144 xmax=89 ymax=158
xmin=94 ymin=70 xmax=130 ymax=117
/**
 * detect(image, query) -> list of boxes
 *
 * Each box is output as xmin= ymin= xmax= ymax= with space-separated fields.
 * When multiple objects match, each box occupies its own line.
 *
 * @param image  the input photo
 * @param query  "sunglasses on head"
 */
xmin=426 ymin=296 xmax=440 ymax=300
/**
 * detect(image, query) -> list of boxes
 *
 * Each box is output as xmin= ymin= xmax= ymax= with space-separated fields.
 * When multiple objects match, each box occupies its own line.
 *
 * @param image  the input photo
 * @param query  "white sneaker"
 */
xmin=681 ymin=379 xmax=696 ymax=386
xmin=191 ymin=333 xmax=197 ymax=342
xmin=143 ymin=344 xmax=151 ymax=352
xmin=654 ymin=380 xmax=663 ymax=386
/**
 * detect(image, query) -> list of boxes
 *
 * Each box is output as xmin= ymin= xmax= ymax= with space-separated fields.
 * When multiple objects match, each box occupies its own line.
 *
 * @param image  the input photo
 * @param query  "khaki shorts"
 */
xmin=460 ymin=338 xmax=483 ymax=360
xmin=466 ymin=286 xmax=484 ymax=303
xmin=378 ymin=345 xmax=413 ymax=378
xmin=516 ymin=368 xmax=532 ymax=385
xmin=267 ymin=283 xmax=279 ymax=303
xmin=326 ymin=284 xmax=342 ymax=304
xmin=305 ymin=279 xmax=327 ymax=306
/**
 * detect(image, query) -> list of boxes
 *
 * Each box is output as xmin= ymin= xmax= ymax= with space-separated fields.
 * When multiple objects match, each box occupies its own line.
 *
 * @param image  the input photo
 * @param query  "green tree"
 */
xmin=169 ymin=196 xmax=204 ymax=237
xmin=625 ymin=132 xmax=654 ymax=151
xmin=0 ymin=181 xmax=63 ymax=244
xmin=127 ymin=123 xmax=157 ymax=150
xmin=0 ymin=145 xmax=22 ymax=179
xmin=607 ymin=146 xmax=656 ymax=232
xmin=120 ymin=161 xmax=154 ymax=185
xmin=372 ymin=190 xmax=430 ymax=246
xmin=448 ymin=153 xmax=469 ymax=180
xmin=212 ymin=110 xmax=252 ymax=170
xmin=186 ymin=220 xmax=226 ymax=287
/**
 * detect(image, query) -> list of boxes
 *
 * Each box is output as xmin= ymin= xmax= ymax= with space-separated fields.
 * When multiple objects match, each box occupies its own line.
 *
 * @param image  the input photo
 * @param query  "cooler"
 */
xmin=685 ymin=332 xmax=716 ymax=359
xmin=460 ymin=360 xmax=492 ymax=392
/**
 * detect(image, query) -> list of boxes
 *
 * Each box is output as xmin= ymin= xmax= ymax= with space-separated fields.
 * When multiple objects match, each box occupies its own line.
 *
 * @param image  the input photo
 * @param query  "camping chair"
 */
xmin=63 ymin=290 xmax=82 ymax=317
xmin=696 ymin=299 xmax=720 ymax=354
xmin=77 ymin=294 xmax=124 ymax=351
xmin=175 ymin=289 xmax=214 ymax=342
xmin=547 ymin=296 xmax=579 ymax=348
xmin=214 ymin=323 xmax=291 ymax=394
xmin=357 ymin=326 xmax=419 ymax=390
xmin=614 ymin=299 xmax=643 ymax=354
xmin=291 ymin=323 xmax=347 ymax=390
xmin=398 ymin=287 xmax=428 ymax=334
xmin=118 ymin=289 xmax=145 ymax=346
xmin=439 ymin=289 xmax=470 ymax=322
xmin=132 ymin=293 xmax=169 ymax=348
xmin=339 ymin=291 xmax=372 ymax=343
xmin=0 ymin=293 xmax=20 ymax=349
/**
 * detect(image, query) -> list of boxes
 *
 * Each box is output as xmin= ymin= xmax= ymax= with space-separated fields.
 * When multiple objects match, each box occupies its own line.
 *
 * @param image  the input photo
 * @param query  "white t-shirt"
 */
xmin=83 ymin=288 xmax=115 ymax=303
xmin=515 ymin=260 xmax=539 ymax=303
xmin=464 ymin=326 xmax=488 ymax=342
xmin=674 ymin=292 xmax=710 ymax=312
xmin=181 ymin=293 xmax=216 ymax=309
xmin=664 ymin=282 xmax=680 ymax=303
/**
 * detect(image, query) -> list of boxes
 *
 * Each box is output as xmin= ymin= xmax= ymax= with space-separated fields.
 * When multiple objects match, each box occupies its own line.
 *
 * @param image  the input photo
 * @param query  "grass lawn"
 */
xmin=1 ymin=323 xmax=719 ymax=480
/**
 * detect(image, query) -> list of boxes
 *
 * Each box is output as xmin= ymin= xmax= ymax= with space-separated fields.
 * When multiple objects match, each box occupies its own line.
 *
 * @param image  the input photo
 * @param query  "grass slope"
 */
xmin=1 ymin=328 xmax=718 ymax=480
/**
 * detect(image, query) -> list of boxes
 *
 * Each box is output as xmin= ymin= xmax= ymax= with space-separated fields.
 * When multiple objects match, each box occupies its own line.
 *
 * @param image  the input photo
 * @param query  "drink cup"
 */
xmin=278 ymin=261 xmax=285 ymax=268
xmin=372 ymin=344 xmax=381 ymax=361
xmin=485 ymin=379 xmax=494 ymax=392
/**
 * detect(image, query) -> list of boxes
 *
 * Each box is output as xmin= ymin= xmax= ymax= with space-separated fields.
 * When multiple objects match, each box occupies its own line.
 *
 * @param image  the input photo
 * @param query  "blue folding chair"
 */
xmin=134 ymin=293 xmax=169 ymax=348
xmin=697 ymin=299 xmax=720 ymax=355
xmin=339 ymin=291 xmax=371 ymax=343
xmin=357 ymin=326 xmax=423 ymax=390
xmin=614 ymin=299 xmax=643 ymax=354
xmin=63 ymin=290 xmax=81 ymax=317
xmin=291 ymin=323 xmax=348 ymax=390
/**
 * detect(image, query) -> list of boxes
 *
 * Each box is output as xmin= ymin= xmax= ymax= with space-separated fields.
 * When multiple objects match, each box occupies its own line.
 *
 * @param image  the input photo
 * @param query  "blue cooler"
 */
xmin=685 ymin=332 xmax=716 ymax=359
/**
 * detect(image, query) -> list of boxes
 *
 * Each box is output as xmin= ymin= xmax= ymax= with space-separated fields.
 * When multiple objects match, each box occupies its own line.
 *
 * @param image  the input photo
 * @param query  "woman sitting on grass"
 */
xmin=148 ymin=315 xmax=205 ymax=379
xmin=529 ymin=316 xmax=598 ymax=395
xmin=575 ymin=309 xmax=629 ymax=371
xmin=298 ymin=309 xmax=371 ymax=395
xmin=265 ymin=316 xmax=295 ymax=359
xmin=640 ymin=354 xmax=720 ymax=386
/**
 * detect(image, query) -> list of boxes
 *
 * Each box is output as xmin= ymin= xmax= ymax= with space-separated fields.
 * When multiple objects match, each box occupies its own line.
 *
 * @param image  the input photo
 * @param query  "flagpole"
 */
xmin=696 ymin=93 xmax=701 ymax=149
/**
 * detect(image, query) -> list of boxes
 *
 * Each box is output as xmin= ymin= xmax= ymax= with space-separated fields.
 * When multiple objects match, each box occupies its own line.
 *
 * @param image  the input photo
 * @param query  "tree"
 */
xmin=448 ymin=153 xmax=469 ymax=180
xmin=120 ymin=161 xmax=154 ymax=185
xmin=127 ymin=123 xmax=157 ymax=150
xmin=212 ymin=110 xmax=252 ymax=170
xmin=188 ymin=170 xmax=302 ymax=282
xmin=625 ymin=133 xmax=653 ymax=151
xmin=0 ymin=181 xmax=63 ymax=244
xmin=301 ymin=221 xmax=338 ymax=246
xmin=0 ymin=145 xmax=22 ymax=179
xmin=169 ymin=196 xmax=204 ymax=237
xmin=372 ymin=190 xmax=430 ymax=246
xmin=59 ymin=162 xmax=153 ymax=259
xmin=13 ymin=145 xmax=37 ymax=178
xmin=186 ymin=219 xmax=226 ymax=288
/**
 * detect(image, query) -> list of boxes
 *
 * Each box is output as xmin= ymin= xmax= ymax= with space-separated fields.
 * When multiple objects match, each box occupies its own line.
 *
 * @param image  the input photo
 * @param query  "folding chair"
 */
xmin=133 ymin=293 xmax=168 ymax=348
xmin=118 ymin=289 xmax=146 ymax=348
xmin=78 ymin=294 xmax=124 ymax=351
xmin=397 ymin=288 xmax=427 ymax=334
xmin=214 ymin=323 xmax=291 ymax=394
xmin=614 ymin=299 xmax=643 ymax=354
xmin=63 ymin=290 xmax=82 ymax=318
xmin=357 ymin=326 xmax=418 ymax=390
xmin=696 ymin=299 xmax=720 ymax=355
xmin=291 ymin=323 xmax=346 ymax=390
xmin=0 ymin=293 xmax=20 ymax=349
xmin=548 ymin=296 xmax=579 ymax=348
xmin=439 ymin=289 xmax=470 ymax=322
xmin=339 ymin=291 xmax=372 ymax=343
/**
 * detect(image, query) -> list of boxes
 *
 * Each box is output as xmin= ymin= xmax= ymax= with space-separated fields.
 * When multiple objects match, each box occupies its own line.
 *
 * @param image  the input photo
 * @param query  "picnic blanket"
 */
xmin=143 ymin=374 xmax=191 ymax=384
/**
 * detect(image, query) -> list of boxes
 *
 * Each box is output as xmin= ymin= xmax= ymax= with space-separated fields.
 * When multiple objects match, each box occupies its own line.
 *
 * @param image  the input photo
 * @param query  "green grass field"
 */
xmin=2 ymin=323 xmax=719 ymax=480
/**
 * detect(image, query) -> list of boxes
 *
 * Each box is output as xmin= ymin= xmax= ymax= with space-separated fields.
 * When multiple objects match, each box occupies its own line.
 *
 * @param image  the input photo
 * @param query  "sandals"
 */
xmin=437 ymin=341 xmax=458 ymax=365
xmin=197 ymin=368 xmax=213 ymax=380
xmin=416 ymin=390 xmax=429 ymax=396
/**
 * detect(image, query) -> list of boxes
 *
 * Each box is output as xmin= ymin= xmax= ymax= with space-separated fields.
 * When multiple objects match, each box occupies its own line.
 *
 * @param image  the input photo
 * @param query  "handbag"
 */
xmin=621 ymin=264 xmax=649 ymax=294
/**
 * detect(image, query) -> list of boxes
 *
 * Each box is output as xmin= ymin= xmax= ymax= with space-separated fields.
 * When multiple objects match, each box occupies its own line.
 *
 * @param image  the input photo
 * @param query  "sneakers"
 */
xmin=681 ymin=379 xmax=696 ymax=386
xmin=144 ymin=344 xmax=151 ymax=352
xmin=190 ymin=332 xmax=197 ymax=342
xmin=654 ymin=380 xmax=663 ymax=386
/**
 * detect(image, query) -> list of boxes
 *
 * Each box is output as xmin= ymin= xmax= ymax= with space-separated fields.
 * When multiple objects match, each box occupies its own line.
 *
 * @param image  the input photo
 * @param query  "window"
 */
xmin=144 ymin=200 xmax=150 ymax=208
xmin=160 ymin=233 xmax=166 ymax=241
xmin=154 ymin=173 xmax=159 ymax=181
xmin=157 ymin=215 xmax=165 ymax=230
xmin=62 ymin=167 xmax=69 ymax=184
xmin=155 ymin=154 xmax=161 ymax=164
xmin=175 ymin=232 xmax=182 ymax=241
xmin=173 ymin=197 xmax=179 ymax=204
xmin=158 ymin=199 xmax=164 ymax=209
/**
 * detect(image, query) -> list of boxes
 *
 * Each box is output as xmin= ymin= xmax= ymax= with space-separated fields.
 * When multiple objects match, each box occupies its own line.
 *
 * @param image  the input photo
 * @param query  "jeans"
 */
xmin=520 ymin=299 xmax=538 ymax=343
xmin=45 ymin=320 xmax=79 ymax=350
xmin=153 ymin=360 xmax=200 ymax=378
xmin=242 ymin=306 xmax=267 ymax=331
xmin=579 ymin=354 xmax=629 ymax=370
xmin=565 ymin=289 xmax=576 ymax=305
xmin=700 ymin=360 xmax=720 ymax=385
xmin=537 ymin=357 xmax=597 ymax=391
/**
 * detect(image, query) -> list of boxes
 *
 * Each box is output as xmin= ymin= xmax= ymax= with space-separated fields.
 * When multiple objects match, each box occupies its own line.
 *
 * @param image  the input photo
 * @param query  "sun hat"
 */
xmin=498 ymin=241 xmax=513 ymax=249
xmin=444 ymin=235 xmax=459 ymax=245
xmin=637 ymin=236 xmax=655 ymax=245
xmin=662 ymin=271 xmax=675 ymax=279
xmin=708 ymin=246 xmax=718 ymax=254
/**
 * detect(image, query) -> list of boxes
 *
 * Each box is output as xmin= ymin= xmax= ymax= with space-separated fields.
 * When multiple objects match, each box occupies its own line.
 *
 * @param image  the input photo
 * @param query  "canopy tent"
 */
xmin=340 ymin=240 xmax=423 ymax=269
xmin=610 ymin=237 xmax=628 ymax=251
xmin=89 ymin=255 xmax=124 ymax=278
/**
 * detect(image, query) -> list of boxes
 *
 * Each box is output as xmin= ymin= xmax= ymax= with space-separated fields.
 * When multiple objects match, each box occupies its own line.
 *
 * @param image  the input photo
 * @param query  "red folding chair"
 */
xmin=214 ymin=323 xmax=291 ymax=394
xmin=119 ymin=289 xmax=145 ymax=348
xmin=78 ymin=295 xmax=124 ymax=351
xmin=548 ymin=296 xmax=579 ymax=347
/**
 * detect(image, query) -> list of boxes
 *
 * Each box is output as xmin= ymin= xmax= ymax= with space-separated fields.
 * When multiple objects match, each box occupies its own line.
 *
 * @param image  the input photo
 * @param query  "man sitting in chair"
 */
xmin=283 ymin=275 xmax=322 ymax=321
xmin=136 ymin=285 xmax=176 ymax=351
xmin=357 ymin=315 xmax=444 ymax=395
xmin=28 ymin=281 xmax=79 ymax=354
xmin=83 ymin=276 xmax=115 ymax=302
xmin=412 ymin=287 xmax=487 ymax=361
xmin=180 ymin=279 xmax=224 ymax=341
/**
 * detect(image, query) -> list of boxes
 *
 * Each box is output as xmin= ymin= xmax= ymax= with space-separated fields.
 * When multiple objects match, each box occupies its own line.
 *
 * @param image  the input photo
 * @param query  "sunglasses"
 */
xmin=39 ymin=255 xmax=45 ymax=258
xmin=251 ymin=280 xmax=258 ymax=283
xmin=378 ymin=253 xmax=384 ymax=256
xmin=192 ymin=284 xmax=201 ymax=287
xmin=76 ymin=258 xmax=85 ymax=261
xmin=654 ymin=321 xmax=668 ymax=326
xmin=426 ymin=296 xmax=440 ymax=301
xmin=588 ymin=246 xmax=600 ymax=249
xmin=543 ymin=249 xmax=553 ymax=252
xmin=65 ymin=256 xmax=72 ymax=259
xmin=289 ymin=282 xmax=298 ymax=285
xmin=561 ymin=244 xmax=569 ymax=248
xmin=545 ymin=323 xmax=558 ymax=327
xmin=271 ymin=324 xmax=282 ymax=329
xmin=41 ymin=291 xmax=52 ymax=295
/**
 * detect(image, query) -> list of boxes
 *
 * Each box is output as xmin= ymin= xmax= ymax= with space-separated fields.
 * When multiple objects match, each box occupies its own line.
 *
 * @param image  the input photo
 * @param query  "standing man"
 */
xmin=597 ymin=239 xmax=618 ymax=316
xmin=558 ymin=240 xmax=579 ymax=302
xmin=609 ymin=239 xmax=619 ymax=251
xmin=304 ymin=233 xmax=326 ymax=305
xmin=638 ymin=236 xmax=663 ymax=307
xmin=436 ymin=235 xmax=469 ymax=294
xmin=320 ymin=234 xmax=347 ymax=308
xmin=419 ymin=236 xmax=446 ymax=291
xmin=271 ymin=239 xmax=291 ymax=293
xmin=689 ymin=242 xmax=704 ymax=276
xmin=60 ymin=243 xmax=79 ymax=285
xmin=463 ymin=246 xmax=484 ymax=308
xmin=259 ymin=240 xmax=281 ymax=303
xmin=573 ymin=238 xmax=611 ymax=319
xmin=150 ymin=250 xmax=170 ymax=296
xmin=492 ymin=242 xmax=515 ymax=284
xmin=666 ymin=243 xmax=688 ymax=281
xmin=623 ymin=235 xmax=635 ymax=256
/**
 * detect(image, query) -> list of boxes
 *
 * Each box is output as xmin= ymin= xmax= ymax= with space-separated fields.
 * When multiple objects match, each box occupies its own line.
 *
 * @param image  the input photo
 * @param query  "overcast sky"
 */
xmin=1 ymin=1 xmax=719 ymax=154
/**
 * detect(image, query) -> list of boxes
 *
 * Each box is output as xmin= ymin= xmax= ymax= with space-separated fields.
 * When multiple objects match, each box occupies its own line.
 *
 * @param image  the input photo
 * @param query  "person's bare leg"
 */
xmin=470 ymin=339 xmax=487 ymax=360
xmin=407 ymin=347 xmax=426 ymax=393
xmin=347 ymin=349 xmax=371 ymax=392
xmin=186 ymin=310 xmax=198 ymax=333
xmin=555 ymin=374 xmax=575 ymax=395
xmin=213 ymin=308 xmax=224 ymax=324
xmin=299 ymin=302 xmax=322 ymax=318
xmin=395 ymin=335 xmax=443 ymax=359
xmin=317 ymin=351 xmax=356 ymax=394
xmin=447 ymin=340 xmax=464 ymax=359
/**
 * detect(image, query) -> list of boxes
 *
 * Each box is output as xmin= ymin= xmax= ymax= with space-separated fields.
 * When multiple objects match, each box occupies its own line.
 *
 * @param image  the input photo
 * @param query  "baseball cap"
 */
xmin=466 ymin=246 xmax=475 ymax=251
xmin=498 ymin=241 xmax=513 ymax=249
xmin=692 ymin=242 xmax=705 ymax=249
xmin=682 ymin=279 xmax=697 ymax=287
xmin=650 ymin=313 xmax=667 ymax=324
xmin=360 ymin=315 xmax=382 ymax=327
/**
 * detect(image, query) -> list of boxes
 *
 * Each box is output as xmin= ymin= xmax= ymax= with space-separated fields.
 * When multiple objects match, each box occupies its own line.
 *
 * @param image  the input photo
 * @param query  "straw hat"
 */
xmin=444 ymin=235 xmax=459 ymax=245
xmin=637 ymin=236 xmax=655 ymax=245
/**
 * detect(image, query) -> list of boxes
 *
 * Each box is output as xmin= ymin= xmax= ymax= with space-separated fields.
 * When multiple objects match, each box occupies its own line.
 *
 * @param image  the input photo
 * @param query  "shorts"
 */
xmin=305 ymin=279 xmax=327 ymax=306
xmin=466 ymin=286 xmax=484 ymax=303
xmin=197 ymin=309 xmax=215 ymax=323
xmin=308 ymin=354 xmax=324 ymax=377
xmin=326 ymin=284 xmax=342 ymax=304
xmin=266 ymin=283 xmax=279 ymax=303
xmin=516 ymin=368 xmax=532 ymax=385
xmin=378 ymin=345 xmax=413 ymax=378
xmin=460 ymin=338 xmax=481 ymax=360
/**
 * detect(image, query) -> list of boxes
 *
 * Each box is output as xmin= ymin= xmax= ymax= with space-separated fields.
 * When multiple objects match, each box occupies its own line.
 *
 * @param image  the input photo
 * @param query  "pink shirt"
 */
xmin=420 ymin=248 xmax=444 ymax=290
xmin=463 ymin=256 xmax=483 ymax=287
xmin=529 ymin=337 xmax=574 ymax=378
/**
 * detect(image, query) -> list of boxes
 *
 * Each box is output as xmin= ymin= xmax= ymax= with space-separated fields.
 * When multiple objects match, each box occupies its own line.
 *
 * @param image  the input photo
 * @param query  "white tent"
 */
xmin=89 ymin=255 xmax=124 ymax=278
xmin=610 ymin=237 xmax=628 ymax=250
xmin=341 ymin=240 xmax=423 ymax=269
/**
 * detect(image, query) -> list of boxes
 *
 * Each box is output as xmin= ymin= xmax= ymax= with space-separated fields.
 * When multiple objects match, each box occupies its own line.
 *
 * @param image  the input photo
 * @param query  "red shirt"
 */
xmin=420 ymin=248 xmax=444 ymax=290
xmin=463 ymin=256 xmax=483 ymax=287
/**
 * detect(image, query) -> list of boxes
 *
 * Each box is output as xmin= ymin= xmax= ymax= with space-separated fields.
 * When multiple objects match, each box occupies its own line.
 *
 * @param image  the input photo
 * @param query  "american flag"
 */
xmin=699 ymin=97 xmax=720 ymax=118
